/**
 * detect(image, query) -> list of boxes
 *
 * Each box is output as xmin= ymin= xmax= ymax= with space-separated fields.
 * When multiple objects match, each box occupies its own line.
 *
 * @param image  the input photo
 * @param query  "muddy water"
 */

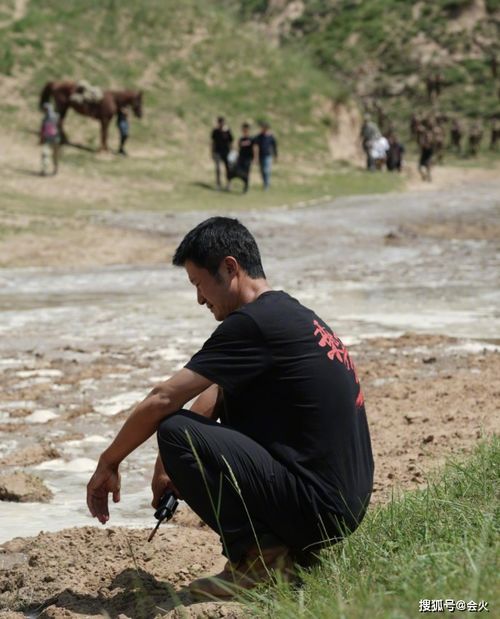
xmin=1 ymin=182 xmax=499 ymax=542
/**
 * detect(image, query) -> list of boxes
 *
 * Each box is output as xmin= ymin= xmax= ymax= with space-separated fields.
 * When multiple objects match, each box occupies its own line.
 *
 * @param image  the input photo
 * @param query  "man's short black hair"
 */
xmin=172 ymin=217 xmax=266 ymax=279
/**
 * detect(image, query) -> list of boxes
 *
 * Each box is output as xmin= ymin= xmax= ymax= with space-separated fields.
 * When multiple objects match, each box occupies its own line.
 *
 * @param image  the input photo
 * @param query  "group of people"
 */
xmin=359 ymin=115 xmax=405 ymax=173
xmin=411 ymin=114 xmax=498 ymax=181
xmin=359 ymin=109 xmax=498 ymax=184
xmin=211 ymin=116 xmax=278 ymax=192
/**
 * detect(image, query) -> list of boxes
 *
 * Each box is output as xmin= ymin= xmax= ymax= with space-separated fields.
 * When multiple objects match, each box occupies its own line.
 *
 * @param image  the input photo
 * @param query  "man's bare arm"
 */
xmin=87 ymin=368 xmax=212 ymax=523
xmin=100 ymin=368 xmax=212 ymax=467
xmin=189 ymin=384 xmax=223 ymax=420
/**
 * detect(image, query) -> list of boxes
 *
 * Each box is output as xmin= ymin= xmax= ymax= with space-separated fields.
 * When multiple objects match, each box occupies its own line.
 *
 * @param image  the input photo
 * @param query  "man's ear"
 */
xmin=222 ymin=256 xmax=239 ymax=276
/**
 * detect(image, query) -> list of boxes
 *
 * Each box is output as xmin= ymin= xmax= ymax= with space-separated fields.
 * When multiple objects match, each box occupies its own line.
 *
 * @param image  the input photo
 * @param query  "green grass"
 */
xmin=1 ymin=136 xmax=402 ymax=218
xmin=0 ymin=0 xmax=339 ymax=156
xmin=245 ymin=437 xmax=499 ymax=618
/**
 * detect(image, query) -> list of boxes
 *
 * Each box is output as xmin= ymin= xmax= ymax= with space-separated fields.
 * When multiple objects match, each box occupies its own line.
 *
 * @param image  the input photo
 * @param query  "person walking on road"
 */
xmin=418 ymin=127 xmax=434 ymax=182
xmin=211 ymin=116 xmax=233 ymax=190
xmin=228 ymin=122 xmax=254 ymax=193
xmin=253 ymin=121 xmax=277 ymax=190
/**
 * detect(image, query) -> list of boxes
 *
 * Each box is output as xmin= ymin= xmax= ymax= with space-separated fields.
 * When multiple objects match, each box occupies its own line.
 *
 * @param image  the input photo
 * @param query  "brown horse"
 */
xmin=39 ymin=80 xmax=143 ymax=151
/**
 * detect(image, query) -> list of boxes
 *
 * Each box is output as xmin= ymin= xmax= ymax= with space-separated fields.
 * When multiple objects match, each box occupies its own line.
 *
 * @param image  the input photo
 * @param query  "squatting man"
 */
xmin=87 ymin=217 xmax=374 ymax=598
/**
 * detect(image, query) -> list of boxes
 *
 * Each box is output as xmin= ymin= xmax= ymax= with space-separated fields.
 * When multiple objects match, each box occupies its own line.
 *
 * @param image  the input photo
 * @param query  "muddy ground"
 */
xmin=0 ymin=170 xmax=499 ymax=618
xmin=0 ymin=331 xmax=498 ymax=618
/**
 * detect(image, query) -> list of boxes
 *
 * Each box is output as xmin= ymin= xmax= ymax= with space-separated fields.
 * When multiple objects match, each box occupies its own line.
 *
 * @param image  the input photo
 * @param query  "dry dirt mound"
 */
xmin=0 ymin=525 xmax=240 ymax=618
xmin=0 ymin=472 xmax=53 ymax=503
xmin=0 ymin=444 xmax=60 ymax=468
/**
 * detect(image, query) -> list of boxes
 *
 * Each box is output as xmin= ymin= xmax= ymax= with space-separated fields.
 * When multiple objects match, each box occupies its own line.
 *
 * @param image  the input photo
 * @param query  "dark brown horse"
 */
xmin=39 ymin=80 xmax=143 ymax=151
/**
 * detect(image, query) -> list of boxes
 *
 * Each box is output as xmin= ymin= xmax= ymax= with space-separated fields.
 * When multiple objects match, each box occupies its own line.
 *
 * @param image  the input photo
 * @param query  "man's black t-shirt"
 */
xmin=211 ymin=127 xmax=233 ymax=156
xmin=186 ymin=291 xmax=374 ymax=526
xmin=238 ymin=136 xmax=254 ymax=161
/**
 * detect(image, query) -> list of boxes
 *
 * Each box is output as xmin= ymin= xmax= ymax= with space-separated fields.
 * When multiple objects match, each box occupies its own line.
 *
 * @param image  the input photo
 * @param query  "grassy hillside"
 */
xmin=0 ymin=0 xmax=403 ymax=231
xmin=231 ymin=0 xmax=500 ymax=144
xmin=1 ymin=0 xmax=335 ymax=151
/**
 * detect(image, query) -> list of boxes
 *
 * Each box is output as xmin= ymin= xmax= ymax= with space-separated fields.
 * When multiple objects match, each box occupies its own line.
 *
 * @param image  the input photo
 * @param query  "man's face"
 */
xmin=185 ymin=259 xmax=237 ymax=321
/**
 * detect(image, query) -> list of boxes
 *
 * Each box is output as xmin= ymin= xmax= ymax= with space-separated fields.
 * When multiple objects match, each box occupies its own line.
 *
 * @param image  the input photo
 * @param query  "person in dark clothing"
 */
xmin=211 ymin=116 xmax=233 ymax=189
xmin=116 ymin=108 xmax=129 ymax=156
xmin=418 ymin=128 xmax=434 ymax=182
xmin=386 ymin=134 xmax=405 ymax=172
xmin=253 ymin=121 xmax=278 ymax=189
xmin=87 ymin=217 xmax=374 ymax=599
xmin=228 ymin=122 xmax=254 ymax=193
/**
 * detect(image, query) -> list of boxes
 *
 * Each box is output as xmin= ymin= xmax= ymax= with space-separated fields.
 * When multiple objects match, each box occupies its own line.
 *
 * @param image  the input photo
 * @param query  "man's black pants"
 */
xmin=157 ymin=410 xmax=341 ymax=563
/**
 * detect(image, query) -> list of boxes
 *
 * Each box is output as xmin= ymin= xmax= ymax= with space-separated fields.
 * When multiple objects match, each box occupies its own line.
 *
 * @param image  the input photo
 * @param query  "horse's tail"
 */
xmin=39 ymin=81 xmax=54 ymax=110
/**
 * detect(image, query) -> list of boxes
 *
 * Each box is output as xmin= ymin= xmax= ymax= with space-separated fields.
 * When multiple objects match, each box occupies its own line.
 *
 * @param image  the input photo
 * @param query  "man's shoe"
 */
xmin=189 ymin=544 xmax=293 ymax=599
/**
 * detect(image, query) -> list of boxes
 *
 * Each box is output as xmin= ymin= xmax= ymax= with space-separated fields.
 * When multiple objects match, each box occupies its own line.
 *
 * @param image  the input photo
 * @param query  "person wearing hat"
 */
xmin=40 ymin=102 xmax=61 ymax=176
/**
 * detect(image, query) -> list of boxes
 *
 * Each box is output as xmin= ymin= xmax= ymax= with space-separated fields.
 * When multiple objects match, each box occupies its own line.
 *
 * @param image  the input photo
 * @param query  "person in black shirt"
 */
xmin=210 ymin=116 xmax=233 ymax=190
xmin=253 ymin=121 xmax=278 ymax=189
xmin=228 ymin=122 xmax=254 ymax=193
xmin=386 ymin=133 xmax=405 ymax=172
xmin=86 ymin=217 xmax=374 ymax=599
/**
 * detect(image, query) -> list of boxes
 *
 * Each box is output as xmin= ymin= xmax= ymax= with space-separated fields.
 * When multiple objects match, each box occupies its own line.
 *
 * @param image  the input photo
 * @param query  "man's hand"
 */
xmin=86 ymin=458 xmax=121 ymax=524
xmin=151 ymin=454 xmax=181 ymax=508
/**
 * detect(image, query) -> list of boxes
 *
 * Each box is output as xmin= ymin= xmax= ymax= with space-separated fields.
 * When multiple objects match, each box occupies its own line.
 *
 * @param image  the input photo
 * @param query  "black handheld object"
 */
xmin=147 ymin=490 xmax=179 ymax=542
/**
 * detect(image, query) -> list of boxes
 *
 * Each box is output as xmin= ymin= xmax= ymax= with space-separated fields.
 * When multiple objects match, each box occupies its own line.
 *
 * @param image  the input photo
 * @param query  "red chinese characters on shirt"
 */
xmin=313 ymin=319 xmax=364 ymax=408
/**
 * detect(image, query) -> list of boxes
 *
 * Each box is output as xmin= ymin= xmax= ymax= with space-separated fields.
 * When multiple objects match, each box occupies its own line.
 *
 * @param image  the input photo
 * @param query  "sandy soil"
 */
xmin=0 ymin=224 xmax=172 ymax=269
xmin=0 ymin=472 xmax=52 ymax=504
xmin=404 ymin=161 xmax=500 ymax=193
xmin=1 ymin=161 xmax=498 ymax=269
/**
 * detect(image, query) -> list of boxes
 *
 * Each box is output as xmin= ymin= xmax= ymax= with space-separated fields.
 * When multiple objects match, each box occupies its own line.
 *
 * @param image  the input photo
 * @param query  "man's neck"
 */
xmin=238 ymin=278 xmax=272 ymax=308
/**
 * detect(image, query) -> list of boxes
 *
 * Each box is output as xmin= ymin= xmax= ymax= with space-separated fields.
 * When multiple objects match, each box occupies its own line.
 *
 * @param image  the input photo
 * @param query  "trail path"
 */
xmin=13 ymin=0 xmax=28 ymax=22
xmin=0 ymin=0 xmax=28 ymax=28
